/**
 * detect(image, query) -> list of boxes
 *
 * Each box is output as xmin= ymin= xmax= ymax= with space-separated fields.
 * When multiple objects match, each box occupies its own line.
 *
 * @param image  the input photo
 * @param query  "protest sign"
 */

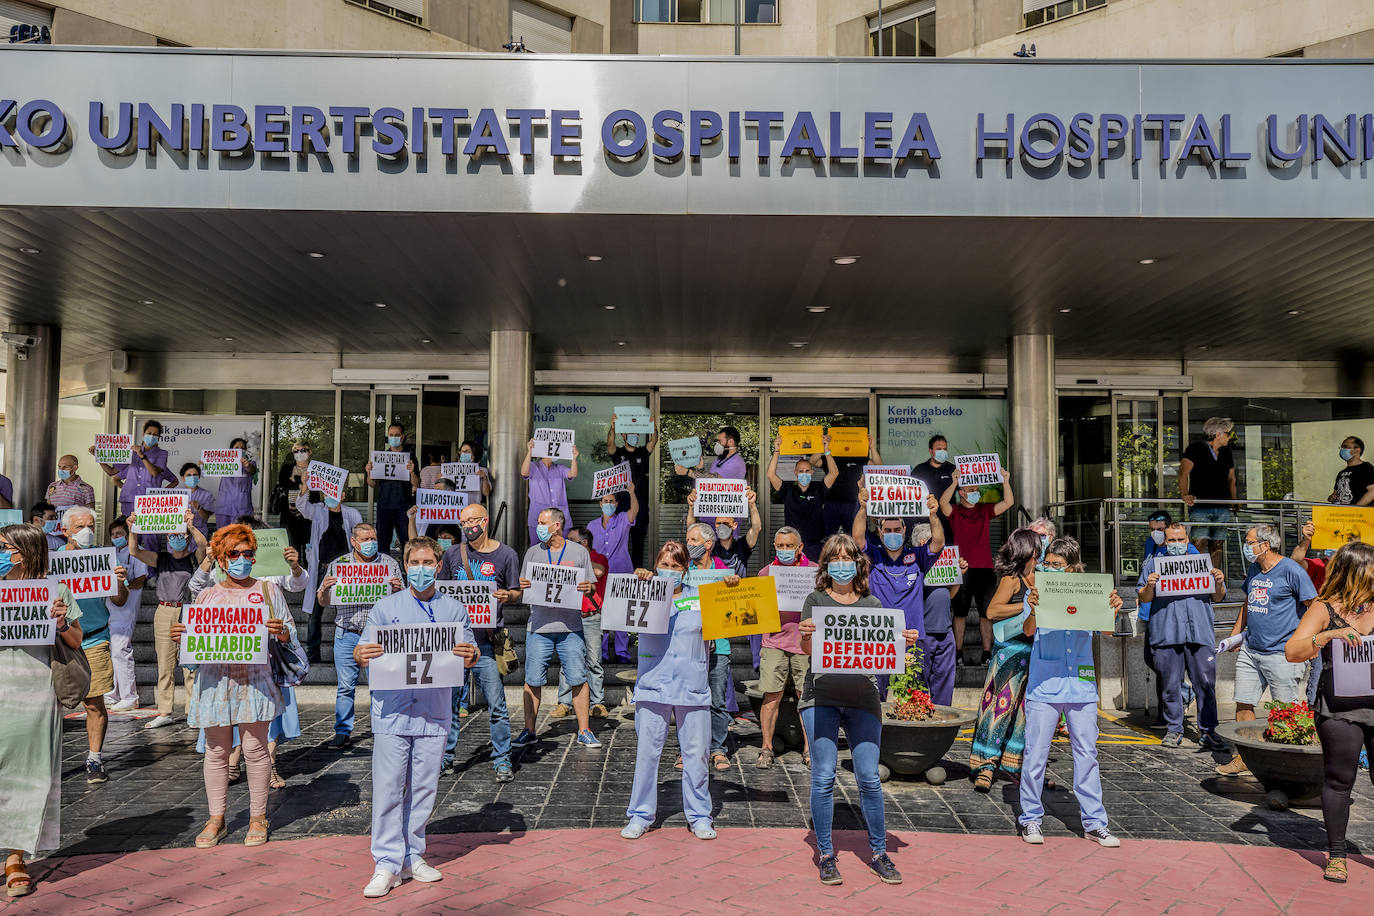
xmin=828 ymin=427 xmax=869 ymax=457
xmin=592 ymin=463 xmax=632 ymax=498
xmin=812 ymin=608 xmax=904 ymax=674
xmin=668 ymin=436 xmax=702 ymax=467
xmin=416 ymin=488 xmax=469 ymax=526
xmin=1033 ymin=571 xmax=1117 ymax=631
xmin=93 ymin=433 xmax=133 ymax=466
xmin=956 ymin=454 xmax=1003 ymax=487
xmin=249 ymin=528 xmax=292 ymax=579
xmin=684 ymin=566 xmax=731 ymax=588
xmin=601 ymin=574 xmax=673 ymax=634
xmin=700 ymin=577 xmax=781 ymax=640
xmin=47 ymin=547 xmax=120 ymax=599
xmin=778 ymin=425 xmax=824 ymax=456
xmin=865 ymin=464 xmax=911 ymax=477
xmin=1154 ymin=553 xmax=1217 ymax=597
xmin=1311 ymin=505 xmax=1374 ymax=550
xmin=527 ymin=562 xmax=585 ymax=610
xmin=306 ymin=460 xmax=347 ymax=501
xmin=531 ymin=428 xmax=575 ymax=460
xmin=364 ymin=622 xmax=468 ymax=690
xmin=329 ymin=563 xmax=393 ymax=605
xmin=926 ymin=546 xmax=963 ymax=587
xmin=440 ymin=465 xmax=483 ymax=494
xmin=0 ymin=580 xmax=56 ymax=647
xmin=132 ymin=491 xmax=189 ymax=534
xmin=769 ymin=564 xmax=818 ymax=613
xmin=864 ymin=473 xmax=927 ymax=518
xmin=200 ymin=448 xmax=244 ymax=478
xmin=693 ymin=479 xmax=747 ymax=517
xmin=1331 ymin=635 xmax=1374 ymax=698
xmin=370 ymin=450 xmax=411 ymax=482
xmin=178 ymin=604 xmax=268 ymax=665
xmin=435 ymin=579 xmax=497 ymax=628
xmin=614 ymin=407 xmax=654 ymax=434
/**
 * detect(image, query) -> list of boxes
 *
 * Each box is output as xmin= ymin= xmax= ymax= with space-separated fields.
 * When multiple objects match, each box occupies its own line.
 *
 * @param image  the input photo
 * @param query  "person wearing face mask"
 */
xmin=767 ymin=437 xmax=839 ymax=562
xmin=128 ymin=510 xmax=207 ymax=729
xmin=297 ymin=476 xmax=364 ymax=664
xmin=317 ymin=522 xmax=403 ymax=749
xmin=176 ymin=463 xmax=216 ymax=540
xmin=521 ymin=438 xmax=579 ymax=549
xmin=1291 ymin=518 xmax=1340 ymax=708
xmin=29 ymin=502 xmax=65 ymax=553
xmin=214 ymin=438 xmax=258 ymax=530
xmin=45 ymin=455 xmax=95 ymax=511
xmin=621 ymin=542 xmax=718 ymax=841
xmin=58 ymin=506 xmax=131 ymax=784
xmin=438 ymin=503 xmax=522 ymax=781
xmin=1215 ymin=524 xmax=1318 ymax=777
xmin=910 ymin=435 xmax=956 ymax=540
xmin=91 ymin=420 xmax=177 ymax=550
xmin=590 ymin=488 xmax=639 ymax=667
xmin=1179 ymin=417 xmax=1237 ymax=571
xmin=276 ymin=440 xmax=318 ymax=554
xmin=687 ymin=485 xmax=763 ymax=673
xmin=1142 ymin=510 xmax=1172 ymax=564
xmin=453 ymin=440 xmax=492 ymax=505
xmin=607 ymin=413 xmax=658 ymax=568
xmin=683 ymin=521 xmax=745 ymax=769
xmin=676 ymin=426 xmax=748 ymax=536
xmin=1137 ymin=510 xmax=1193 ymax=726
xmin=939 ymin=468 xmax=1016 ymax=667
xmin=366 ymin=424 xmax=421 ymax=557
xmin=1329 ymin=435 xmax=1374 ymax=507
xmin=103 ymin=517 xmax=149 ymax=712
xmin=1137 ymin=522 xmax=1227 ymax=751
xmin=755 ymin=527 xmax=815 ymax=768
xmin=557 ymin=526 xmax=611 ymax=718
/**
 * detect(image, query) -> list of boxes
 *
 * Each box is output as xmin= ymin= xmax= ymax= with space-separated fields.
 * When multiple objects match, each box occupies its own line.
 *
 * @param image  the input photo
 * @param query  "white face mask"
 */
xmin=294 ymin=450 xmax=309 ymax=462
xmin=72 ymin=527 xmax=96 ymax=549
xmin=713 ymin=441 xmax=725 ymax=456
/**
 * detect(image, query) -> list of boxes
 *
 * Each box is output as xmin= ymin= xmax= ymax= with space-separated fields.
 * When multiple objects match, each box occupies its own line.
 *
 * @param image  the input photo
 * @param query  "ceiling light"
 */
xmin=138 ymin=298 xmax=155 ymax=306
xmin=1137 ymin=257 xmax=1157 ymax=265
xmin=831 ymin=256 xmax=859 ymax=266
xmin=17 ymin=247 xmax=39 ymax=255
xmin=373 ymin=302 xmax=387 ymax=308
xmin=807 ymin=307 xmax=829 ymax=313
xmin=616 ymin=340 xmax=626 ymax=347
xmin=1058 ymin=308 xmax=1072 ymax=314
xmin=1286 ymin=309 xmax=1303 ymax=316
xmin=420 ymin=337 xmax=432 ymax=343
xmin=306 ymin=251 xmax=326 ymax=259
xmin=1197 ymin=345 xmax=1210 ymax=351
xmin=585 ymin=255 xmax=604 ymax=262
xmin=602 ymin=304 xmax=616 ymax=311
xmin=789 ymin=341 xmax=808 ymax=348
xmin=222 ymin=337 xmax=235 ymax=342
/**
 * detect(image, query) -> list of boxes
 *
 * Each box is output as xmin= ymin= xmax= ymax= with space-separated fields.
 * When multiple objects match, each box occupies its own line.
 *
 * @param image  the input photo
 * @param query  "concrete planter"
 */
xmin=743 ymin=680 xmax=806 ymax=750
xmin=879 ymin=705 xmax=977 ymax=785
xmin=1215 ymin=716 xmax=1323 ymax=809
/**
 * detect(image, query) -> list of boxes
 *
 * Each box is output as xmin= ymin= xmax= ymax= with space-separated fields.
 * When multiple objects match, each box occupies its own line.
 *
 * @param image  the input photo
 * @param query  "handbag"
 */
xmin=50 ymin=630 xmax=92 ymax=709
xmin=269 ymin=633 xmax=310 ymax=688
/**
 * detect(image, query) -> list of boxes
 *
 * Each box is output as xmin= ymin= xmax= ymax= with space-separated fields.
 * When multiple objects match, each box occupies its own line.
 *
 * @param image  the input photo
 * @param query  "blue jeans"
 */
xmin=333 ymin=628 xmax=361 ymax=736
xmin=444 ymin=645 xmax=511 ymax=770
xmin=708 ymin=652 xmax=732 ymax=756
xmin=524 ymin=630 xmax=587 ymax=687
xmin=1188 ymin=505 xmax=1230 ymax=542
xmin=801 ymin=705 xmax=885 ymax=858
xmin=559 ymin=613 xmax=604 ymax=707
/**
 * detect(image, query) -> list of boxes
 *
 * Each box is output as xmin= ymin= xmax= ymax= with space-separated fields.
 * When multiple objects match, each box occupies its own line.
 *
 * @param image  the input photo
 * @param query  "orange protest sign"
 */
xmin=1312 ymin=505 xmax=1374 ymax=550
xmin=699 ymin=577 xmax=781 ymax=640
xmin=828 ymin=427 xmax=869 ymax=457
xmin=778 ymin=425 xmax=823 ymax=456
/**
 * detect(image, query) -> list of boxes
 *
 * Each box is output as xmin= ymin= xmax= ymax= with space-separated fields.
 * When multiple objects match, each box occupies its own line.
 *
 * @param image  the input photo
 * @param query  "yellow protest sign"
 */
xmin=828 ymin=427 xmax=869 ymax=457
xmin=778 ymin=425 xmax=823 ymax=456
xmin=1311 ymin=505 xmax=1374 ymax=550
xmin=699 ymin=576 xmax=781 ymax=640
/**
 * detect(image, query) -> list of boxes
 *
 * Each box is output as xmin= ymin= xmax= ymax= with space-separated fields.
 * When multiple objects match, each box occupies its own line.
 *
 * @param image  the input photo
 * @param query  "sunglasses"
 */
xmin=225 ymin=549 xmax=256 ymax=559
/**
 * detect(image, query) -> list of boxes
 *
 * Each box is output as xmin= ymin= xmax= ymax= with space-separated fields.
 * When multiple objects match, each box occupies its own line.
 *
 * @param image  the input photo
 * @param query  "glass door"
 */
xmin=765 ymin=394 xmax=871 ymax=555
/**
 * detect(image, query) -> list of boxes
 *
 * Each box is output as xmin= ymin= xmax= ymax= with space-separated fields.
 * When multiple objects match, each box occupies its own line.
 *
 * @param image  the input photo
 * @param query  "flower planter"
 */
xmin=744 ymin=680 xmax=805 ymax=751
xmin=1214 ymin=717 xmax=1324 ymax=809
xmin=879 ymin=705 xmax=977 ymax=784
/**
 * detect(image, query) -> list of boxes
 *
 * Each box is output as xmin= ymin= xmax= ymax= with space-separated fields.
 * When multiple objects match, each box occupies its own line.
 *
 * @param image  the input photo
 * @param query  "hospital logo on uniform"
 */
xmin=902 ymin=554 xmax=916 ymax=565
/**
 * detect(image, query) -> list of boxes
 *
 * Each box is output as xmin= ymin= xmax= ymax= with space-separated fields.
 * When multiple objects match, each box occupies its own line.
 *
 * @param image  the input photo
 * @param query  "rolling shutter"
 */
xmin=0 ymin=0 xmax=51 ymax=44
xmin=510 ymin=0 xmax=573 ymax=54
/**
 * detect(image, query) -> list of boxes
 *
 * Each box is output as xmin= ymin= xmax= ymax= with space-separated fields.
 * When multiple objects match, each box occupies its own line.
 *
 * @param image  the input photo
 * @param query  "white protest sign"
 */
xmin=770 ymin=564 xmax=818 ymax=613
xmin=436 ymin=579 xmax=497 ymax=628
xmin=593 ymin=462 xmax=632 ymax=498
xmin=47 ymin=548 xmax=120 ymax=599
xmin=601 ymin=574 xmax=673 ymax=634
xmin=669 ymin=437 xmax=702 ymax=466
xmin=532 ymin=428 xmax=575 ymax=460
xmin=614 ymin=407 xmax=654 ymax=434
xmin=0 ymin=580 xmax=56 ymax=647
xmin=693 ymin=479 xmax=747 ymax=517
xmin=1332 ymin=635 xmax=1374 ymax=698
xmin=93 ymin=433 xmax=133 ymax=466
xmin=865 ymin=473 xmax=927 ymax=518
xmin=366 ymin=622 xmax=468 ymax=690
xmin=926 ymin=546 xmax=963 ymax=587
xmin=132 ymin=491 xmax=189 ymax=534
xmin=329 ymin=563 xmax=393 ymax=605
xmin=865 ymin=465 xmax=911 ymax=477
xmin=1154 ymin=553 xmax=1217 ymax=598
xmin=178 ymin=604 xmax=268 ymax=665
xmin=200 ymin=448 xmax=244 ymax=478
xmin=306 ymin=460 xmax=348 ymax=501
xmin=440 ymin=465 xmax=484 ymax=495
xmin=370 ymin=450 xmax=411 ymax=482
xmin=416 ymin=488 xmax=469 ymax=527
xmin=956 ymin=454 xmax=1003 ymax=487
xmin=527 ymin=562 xmax=585 ymax=610
xmin=811 ymin=608 xmax=905 ymax=674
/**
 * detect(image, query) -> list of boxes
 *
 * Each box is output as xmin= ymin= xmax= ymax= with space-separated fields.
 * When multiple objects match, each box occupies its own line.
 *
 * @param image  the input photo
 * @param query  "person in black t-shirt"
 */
xmin=606 ymin=412 xmax=659 ymax=567
xmin=1330 ymin=436 xmax=1374 ymax=507
xmin=365 ymin=423 xmax=420 ymax=557
xmin=911 ymin=434 xmax=957 ymax=539
xmin=1179 ymin=417 xmax=1237 ymax=569
xmin=820 ymin=431 xmax=881 ymax=541
xmin=767 ymin=436 xmax=839 ymax=561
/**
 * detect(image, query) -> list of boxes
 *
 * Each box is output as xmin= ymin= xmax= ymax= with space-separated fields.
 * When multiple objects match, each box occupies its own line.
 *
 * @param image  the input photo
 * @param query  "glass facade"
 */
xmin=868 ymin=7 xmax=936 ymax=58
xmin=637 ymin=0 xmax=777 ymax=24
xmin=1022 ymin=0 xmax=1106 ymax=30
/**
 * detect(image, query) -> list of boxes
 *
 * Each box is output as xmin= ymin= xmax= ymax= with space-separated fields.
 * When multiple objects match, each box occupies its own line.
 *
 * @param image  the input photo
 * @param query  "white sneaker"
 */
xmin=621 ymin=820 xmax=647 ymax=840
xmin=403 ymin=859 xmax=442 ymax=883
xmin=691 ymin=821 xmax=717 ymax=840
xmin=1020 ymin=822 xmax=1044 ymax=845
xmin=1086 ymin=827 xmax=1121 ymax=848
xmin=363 ymin=871 xmax=401 ymax=898
xmin=109 ymin=699 xmax=138 ymax=712
xmin=143 ymin=715 xmax=175 ymax=730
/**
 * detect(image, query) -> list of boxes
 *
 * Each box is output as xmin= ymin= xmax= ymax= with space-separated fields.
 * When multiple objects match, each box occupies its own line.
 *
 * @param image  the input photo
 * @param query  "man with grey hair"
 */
xmin=1216 ymin=523 xmax=1316 ymax=776
xmin=755 ymin=525 xmax=814 ymax=767
xmin=1179 ymin=417 xmax=1237 ymax=569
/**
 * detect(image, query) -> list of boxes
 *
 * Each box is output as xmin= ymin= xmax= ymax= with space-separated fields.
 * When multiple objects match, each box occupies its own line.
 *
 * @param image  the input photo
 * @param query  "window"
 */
xmin=345 ymin=0 xmax=423 ymax=28
xmin=868 ymin=2 xmax=935 ymax=57
xmin=1022 ymin=0 xmax=1104 ymax=30
xmin=636 ymin=0 xmax=776 ymax=25
xmin=510 ymin=0 xmax=573 ymax=52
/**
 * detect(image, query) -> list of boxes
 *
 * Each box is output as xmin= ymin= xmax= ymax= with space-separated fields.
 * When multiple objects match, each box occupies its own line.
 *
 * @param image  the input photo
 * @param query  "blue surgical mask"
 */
xmin=41 ymin=519 xmax=58 ymax=534
xmin=1166 ymin=542 xmax=1188 ymax=556
xmin=1038 ymin=534 xmax=1050 ymax=559
xmin=358 ymin=540 xmax=379 ymax=558
xmin=407 ymin=564 xmax=437 ymax=591
xmin=437 ymin=538 xmax=453 ymax=552
xmin=111 ymin=536 xmax=128 ymax=549
xmin=827 ymin=560 xmax=857 ymax=584
xmin=626 ymin=434 xmax=641 ymax=447
xmin=1242 ymin=543 xmax=1258 ymax=564
xmin=796 ymin=473 xmax=812 ymax=487
xmin=775 ymin=549 xmax=796 ymax=565
xmin=1339 ymin=447 xmax=1353 ymax=461
xmin=388 ymin=435 xmax=403 ymax=449
xmin=184 ymin=476 xmax=200 ymax=489
xmin=324 ymin=496 xmax=341 ymax=509
xmin=965 ymin=491 xmax=981 ymax=505
xmin=657 ymin=567 xmax=683 ymax=588
xmin=882 ymin=532 xmax=905 ymax=551
xmin=227 ymin=556 xmax=254 ymax=579
xmin=459 ymin=452 xmax=475 ymax=463
xmin=143 ymin=434 xmax=158 ymax=447
xmin=57 ymin=468 xmax=71 ymax=481
xmin=601 ymin=503 xmax=616 ymax=517
xmin=536 ymin=524 xmax=552 ymax=543
xmin=0 ymin=550 xmax=12 ymax=577
xmin=934 ymin=449 xmax=949 ymax=463
xmin=168 ymin=534 xmax=189 ymax=552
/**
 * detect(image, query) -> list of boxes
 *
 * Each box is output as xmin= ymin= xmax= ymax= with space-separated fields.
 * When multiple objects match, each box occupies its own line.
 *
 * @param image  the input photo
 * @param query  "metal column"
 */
xmin=488 ymin=329 xmax=533 ymax=551
xmin=3 ymin=323 xmax=60 ymax=510
xmin=1008 ymin=333 xmax=1056 ymax=520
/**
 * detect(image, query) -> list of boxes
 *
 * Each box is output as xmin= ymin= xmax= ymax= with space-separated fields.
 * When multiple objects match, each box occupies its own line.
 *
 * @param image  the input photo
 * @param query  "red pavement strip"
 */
xmin=3 ymin=828 xmax=1370 ymax=915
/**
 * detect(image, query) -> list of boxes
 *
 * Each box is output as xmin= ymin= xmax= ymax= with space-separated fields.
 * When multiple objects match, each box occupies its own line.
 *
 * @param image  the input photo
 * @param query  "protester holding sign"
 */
xmin=822 ymin=433 xmax=880 ymax=544
xmin=276 ymin=440 xmax=319 ymax=554
xmin=0 ymin=524 xmax=78 ymax=899
xmin=456 ymin=439 xmax=493 ymax=503
xmin=1283 ymin=541 xmax=1374 ymax=884
xmin=940 ymin=467 xmax=1016 ymax=666
xmin=768 ymin=435 xmax=838 ymax=561
xmin=366 ymin=424 xmax=421 ymax=555
xmin=127 ymin=510 xmax=206 ymax=728
xmin=296 ymin=477 xmax=363 ymax=664
xmin=1136 ymin=522 xmax=1227 ymax=750
xmin=522 ymin=437 xmax=579 ymax=548
xmin=684 ymin=521 xmax=745 ymax=768
xmin=917 ymin=526 xmax=967 ymax=706
xmin=1017 ymin=538 xmax=1123 ymax=849
xmin=45 ymin=454 xmax=95 ymax=510
xmin=676 ymin=425 xmax=748 ymax=534
xmin=104 ymin=516 xmax=149 ymax=712
xmin=214 ymin=438 xmax=258 ymax=529
xmin=608 ymin=413 xmax=658 ymax=567
xmin=353 ymin=537 xmax=478 ymax=898
xmin=797 ymin=533 xmax=918 ymax=887
xmin=756 ymin=527 xmax=814 ymax=768
xmin=91 ymin=419 xmax=177 ymax=549
xmin=169 ymin=524 xmax=300 ymax=849
xmin=557 ymin=526 xmax=611 ymax=717
xmin=176 ymin=462 xmax=217 ymax=538
xmin=687 ymin=484 xmax=762 ymax=668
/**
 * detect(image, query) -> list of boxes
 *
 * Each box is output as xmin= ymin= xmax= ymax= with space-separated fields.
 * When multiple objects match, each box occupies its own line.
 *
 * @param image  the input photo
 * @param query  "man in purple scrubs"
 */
xmin=677 ymin=425 xmax=748 ymax=534
xmin=91 ymin=419 xmax=177 ymax=549
xmin=521 ymin=437 xmax=579 ymax=548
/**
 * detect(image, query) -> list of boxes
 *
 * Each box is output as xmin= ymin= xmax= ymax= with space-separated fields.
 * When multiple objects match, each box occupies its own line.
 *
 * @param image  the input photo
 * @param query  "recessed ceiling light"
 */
xmin=1197 ymin=345 xmax=1210 ymax=351
xmin=373 ymin=302 xmax=387 ymax=308
xmin=789 ymin=341 xmax=808 ymax=348
xmin=602 ymin=304 xmax=616 ymax=310
xmin=138 ymin=298 xmax=155 ymax=306
xmin=831 ymin=256 xmax=859 ymax=266
xmin=222 ymin=336 xmax=235 ymax=342
xmin=420 ymin=337 xmax=432 ymax=343
xmin=1286 ymin=309 xmax=1303 ymax=316
xmin=17 ymin=247 xmax=39 ymax=255
xmin=1137 ymin=257 xmax=1157 ymax=265
xmin=616 ymin=340 xmax=626 ymax=347
xmin=306 ymin=251 xmax=326 ymax=259
xmin=807 ymin=307 xmax=829 ymax=313
xmin=1058 ymin=308 xmax=1073 ymax=314
xmin=585 ymin=255 xmax=604 ymax=262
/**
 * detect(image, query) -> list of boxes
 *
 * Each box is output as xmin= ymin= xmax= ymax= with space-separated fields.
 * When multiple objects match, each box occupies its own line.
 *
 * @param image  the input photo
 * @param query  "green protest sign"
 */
xmin=250 ymin=528 xmax=292 ymax=579
xmin=1034 ymin=570 xmax=1117 ymax=632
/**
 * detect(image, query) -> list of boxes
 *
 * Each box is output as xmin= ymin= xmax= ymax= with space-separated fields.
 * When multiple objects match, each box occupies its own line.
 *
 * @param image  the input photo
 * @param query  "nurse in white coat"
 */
xmin=622 ymin=540 xmax=717 ymax=841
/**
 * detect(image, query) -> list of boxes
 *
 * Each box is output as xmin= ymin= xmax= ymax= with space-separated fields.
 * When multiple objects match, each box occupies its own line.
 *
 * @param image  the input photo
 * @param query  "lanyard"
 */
xmin=546 ymin=542 xmax=567 ymax=566
xmin=413 ymin=595 xmax=436 ymax=623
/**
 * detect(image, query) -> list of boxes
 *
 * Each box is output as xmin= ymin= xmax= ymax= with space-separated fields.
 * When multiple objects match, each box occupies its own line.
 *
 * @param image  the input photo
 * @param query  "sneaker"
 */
xmin=1216 ymin=754 xmax=1250 ymax=777
xmin=86 ymin=758 xmax=108 ymax=784
xmin=403 ymin=859 xmax=442 ymax=883
xmin=1161 ymin=731 xmax=1183 ymax=749
xmin=363 ymin=871 xmax=401 ymax=898
xmin=109 ymin=699 xmax=138 ymax=712
xmin=1199 ymin=731 xmax=1230 ymax=753
xmin=590 ymin=704 xmax=609 ymax=718
xmin=494 ymin=762 xmax=514 ymax=783
xmin=548 ymin=703 xmax=571 ymax=719
xmin=576 ymin=729 xmax=603 ymax=749
xmin=1021 ymin=822 xmax=1044 ymax=845
xmin=328 ymin=733 xmax=350 ymax=749
xmin=691 ymin=821 xmax=717 ymax=840
xmin=1086 ymin=827 xmax=1121 ymax=848
xmin=817 ymin=854 xmax=842 ymax=886
xmin=869 ymin=853 xmax=902 ymax=884
xmin=621 ymin=820 xmax=647 ymax=840
xmin=143 ymin=714 xmax=175 ymax=730
xmin=512 ymin=729 xmax=535 ymax=748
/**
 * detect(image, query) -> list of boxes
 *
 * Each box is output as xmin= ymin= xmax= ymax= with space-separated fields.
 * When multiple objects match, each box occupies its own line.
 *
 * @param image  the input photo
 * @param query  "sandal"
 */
xmin=973 ymin=771 xmax=993 ymax=793
xmin=244 ymin=816 xmax=269 ymax=847
xmin=712 ymin=753 xmax=731 ymax=771
xmin=755 ymin=749 xmax=775 ymax=769
xmin=1324 ymin=856 xmax=1348 ymax=883
xmin=226 ymin=762 xmax=241 ymax=783
xmin=269 ymin=766 xmax=286 ymax=789
xmin=5 ymin=862 xmax=33 ymax=898
xmin=195 ymin=818 xmax=228 ymax=849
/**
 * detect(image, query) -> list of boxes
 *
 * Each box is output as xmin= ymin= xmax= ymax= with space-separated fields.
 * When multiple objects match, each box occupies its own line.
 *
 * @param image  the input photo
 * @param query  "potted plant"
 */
xmin=879 ymin=643 xmax=976 ymax=785
xmin=1214 ymin=700 xmax=1324 ymax=810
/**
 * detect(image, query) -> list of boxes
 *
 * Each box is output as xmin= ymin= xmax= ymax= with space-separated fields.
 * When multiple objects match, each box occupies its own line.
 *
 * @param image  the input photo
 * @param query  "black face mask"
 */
xmin=463 ymin=524 xmax=484 ymax=543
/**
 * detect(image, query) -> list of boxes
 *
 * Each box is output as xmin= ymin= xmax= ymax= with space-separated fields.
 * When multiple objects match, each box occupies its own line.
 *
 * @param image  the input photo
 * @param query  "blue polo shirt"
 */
xmin=364 ymin=587 xmax=473 ymax=736
xmin=861 ymin=535 xmax=937 ymax=633
xmin=1027 ymin=627 xmax=1098 ymax=704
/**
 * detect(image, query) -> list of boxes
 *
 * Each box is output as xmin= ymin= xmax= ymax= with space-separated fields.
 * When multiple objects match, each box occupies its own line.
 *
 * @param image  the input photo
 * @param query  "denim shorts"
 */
xmin=1233 ymin=643 xmax=1305 ymax=707
xmin=1188 ymin=505 xmax=1231 ymax=542
xmin=524 ymin=630 xmax=587 ymax=688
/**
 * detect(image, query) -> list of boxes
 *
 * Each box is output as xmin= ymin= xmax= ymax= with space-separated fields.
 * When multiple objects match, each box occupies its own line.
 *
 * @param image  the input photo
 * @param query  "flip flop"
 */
xmin=755 ymin=749 xmax=775 ymax=769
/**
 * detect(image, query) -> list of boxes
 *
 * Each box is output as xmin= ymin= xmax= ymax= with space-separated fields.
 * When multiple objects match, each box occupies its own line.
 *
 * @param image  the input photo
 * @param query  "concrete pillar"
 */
xmin=1008 ymin=333 xmax=1056 ymax=520
xmin=3 ymin=323 xmax=61 ymax=511
xmin=488 ymin=329 xmax=533 ymax=551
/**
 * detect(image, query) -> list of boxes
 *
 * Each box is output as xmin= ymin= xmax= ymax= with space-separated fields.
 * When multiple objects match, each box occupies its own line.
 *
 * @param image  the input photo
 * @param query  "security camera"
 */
xmin=1 ymin=332 xmax=39 ymax=348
